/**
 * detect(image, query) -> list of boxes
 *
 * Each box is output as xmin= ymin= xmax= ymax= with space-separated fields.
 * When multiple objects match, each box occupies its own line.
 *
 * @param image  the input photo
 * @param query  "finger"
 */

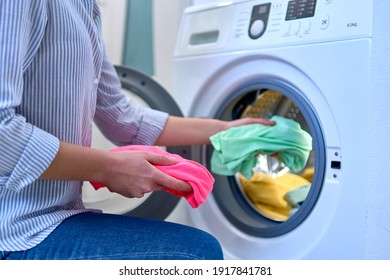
xmin=232 ymin=117 xmax=275 ymax=128
xmin=261 ymin=119 xmax=276 ymax=126
xmin=246 ymin=117 xmax=275 ymax=126
xmin=157 ymin=173 xmax=192 ymax=193
xmin=145 ymin=153 xmax=177 ymax=166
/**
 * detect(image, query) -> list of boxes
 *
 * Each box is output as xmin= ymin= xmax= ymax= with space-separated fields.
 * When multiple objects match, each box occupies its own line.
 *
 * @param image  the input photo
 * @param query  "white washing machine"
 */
xmin=82 ymin=0 xmax=390 ymax=260
xmin=170 ymin=0 xmax=390 ymax=259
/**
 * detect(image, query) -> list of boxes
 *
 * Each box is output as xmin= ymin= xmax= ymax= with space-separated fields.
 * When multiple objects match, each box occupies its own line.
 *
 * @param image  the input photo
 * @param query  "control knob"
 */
xmin=249 ymin=19 xmax=265 ymax=38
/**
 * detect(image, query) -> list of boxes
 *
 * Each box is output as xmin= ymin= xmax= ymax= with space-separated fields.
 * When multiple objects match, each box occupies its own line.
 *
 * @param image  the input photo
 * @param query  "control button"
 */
xmin=250 ymin=20 xmax=265 ymax=38
xmin=324 ymin=0 xmax=332 ymax=4
xmin=303 ymin=21 xmax=311 ymax=33
xmin=293 ymin=21 xmax=301 ymax=34
xmin=320 ymin=15 xmax=330 ymax=30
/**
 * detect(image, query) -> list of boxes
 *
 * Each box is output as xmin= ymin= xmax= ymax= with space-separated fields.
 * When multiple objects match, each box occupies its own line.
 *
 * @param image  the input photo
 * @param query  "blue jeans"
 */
xmin=1 ymin=212 xmax=223 ymax=260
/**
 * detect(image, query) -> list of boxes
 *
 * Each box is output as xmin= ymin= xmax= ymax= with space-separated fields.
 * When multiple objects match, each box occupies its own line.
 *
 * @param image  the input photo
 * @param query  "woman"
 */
xmin=0 ymin=0 xmax=273 ymax=260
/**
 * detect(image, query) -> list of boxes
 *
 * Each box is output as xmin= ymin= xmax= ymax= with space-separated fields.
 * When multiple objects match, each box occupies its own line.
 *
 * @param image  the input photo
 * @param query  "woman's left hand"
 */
xmin=224 ymin=117 xmax=275 ymax=130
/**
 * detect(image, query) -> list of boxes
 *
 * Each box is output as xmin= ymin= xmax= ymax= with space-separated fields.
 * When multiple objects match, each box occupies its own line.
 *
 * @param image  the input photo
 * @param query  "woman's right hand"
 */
xmin=102 ymin=150 xmax=192 ymax=198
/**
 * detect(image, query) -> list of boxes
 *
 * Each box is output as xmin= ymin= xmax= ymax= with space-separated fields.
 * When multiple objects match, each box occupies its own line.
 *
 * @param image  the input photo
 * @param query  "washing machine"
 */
xmin=82 ymin=0 xmax=390 ymax=260
xmin=170 ymin=0 xmax=390 ymax=259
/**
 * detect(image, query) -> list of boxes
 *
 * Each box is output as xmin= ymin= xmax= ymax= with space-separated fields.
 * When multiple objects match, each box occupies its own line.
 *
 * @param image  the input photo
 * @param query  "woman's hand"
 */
xmin=102 ymin=150 xmax=192 ymax=198
xmin=41 ymin=142 xmax=191 ymax=199
xmin=156 ymin=116 xmax=275 ymax=146
xmin=223 ymin=117 xmax=275 ymax=130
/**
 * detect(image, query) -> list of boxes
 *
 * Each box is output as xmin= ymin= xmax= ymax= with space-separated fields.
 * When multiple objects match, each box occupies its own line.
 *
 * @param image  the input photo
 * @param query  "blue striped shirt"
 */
xmin=0 ymin=0 xmax=168 ymax=251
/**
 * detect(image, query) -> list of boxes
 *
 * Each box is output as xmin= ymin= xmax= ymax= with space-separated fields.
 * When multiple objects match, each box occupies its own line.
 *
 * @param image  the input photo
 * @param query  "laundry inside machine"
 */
xmin=233 ymin=89 xmax=314 ymax=222
xmin=201 ymin=81 xmax=325 ymax=237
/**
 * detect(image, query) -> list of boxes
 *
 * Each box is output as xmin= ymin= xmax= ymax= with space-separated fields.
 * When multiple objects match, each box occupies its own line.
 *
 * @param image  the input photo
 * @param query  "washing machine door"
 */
xmin=82 ymin=65 xmax=191 ymax=220
xmin=203 ymin=82 xmax=326 ymax=236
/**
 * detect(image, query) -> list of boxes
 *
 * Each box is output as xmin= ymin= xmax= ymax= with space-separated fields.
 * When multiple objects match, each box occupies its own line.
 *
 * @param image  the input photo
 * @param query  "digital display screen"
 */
xmin=257 ymin=5 xmax=268 ymax=15
xmin=286 ymin=0 xmax=316 ymax=21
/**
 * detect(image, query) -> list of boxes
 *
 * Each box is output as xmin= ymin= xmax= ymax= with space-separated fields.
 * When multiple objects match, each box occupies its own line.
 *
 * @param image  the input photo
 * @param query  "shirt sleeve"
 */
xmin=0 ymin=1 xmax=60 ymax=192
xmin=94 ymin=50 xmax=168 ymax=147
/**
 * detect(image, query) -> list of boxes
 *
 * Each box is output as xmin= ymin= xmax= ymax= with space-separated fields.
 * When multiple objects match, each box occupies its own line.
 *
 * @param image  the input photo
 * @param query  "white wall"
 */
xmin=153 ymin=0 xmax=191 ymax=91
xmin=98 ymin=0 xmax=127 ymax=65
xmin=366 ymin=0 xmax=390 ymax=259
xmin=98 ymin=0 xmax=190 ymax=92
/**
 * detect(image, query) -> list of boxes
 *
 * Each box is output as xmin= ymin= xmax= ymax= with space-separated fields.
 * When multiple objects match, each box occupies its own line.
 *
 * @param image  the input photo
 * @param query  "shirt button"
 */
xmin=94 ymin=78 xmax=99 ymax=84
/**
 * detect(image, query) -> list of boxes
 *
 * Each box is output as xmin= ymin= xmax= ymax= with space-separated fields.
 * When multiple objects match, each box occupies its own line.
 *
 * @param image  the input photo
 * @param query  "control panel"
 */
xmin=175 ymin=0 xmax=373 ymax=56
xmin=285 ymin=0 xmax=316 ymax=21
xmin=248 ymin=3 xmax=271 ymax=39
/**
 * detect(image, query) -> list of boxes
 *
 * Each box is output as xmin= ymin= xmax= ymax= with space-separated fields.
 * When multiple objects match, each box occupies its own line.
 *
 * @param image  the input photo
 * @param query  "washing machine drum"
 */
xmin=205 ymin=85 xmax=325 ymax=237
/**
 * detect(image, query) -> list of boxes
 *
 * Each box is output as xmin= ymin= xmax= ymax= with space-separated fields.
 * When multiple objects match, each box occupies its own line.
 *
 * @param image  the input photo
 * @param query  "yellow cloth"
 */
xmin=239 ymin=172 xmax=310 ymax=221
xmin=299 ymin=167 xmax=314 ymax=182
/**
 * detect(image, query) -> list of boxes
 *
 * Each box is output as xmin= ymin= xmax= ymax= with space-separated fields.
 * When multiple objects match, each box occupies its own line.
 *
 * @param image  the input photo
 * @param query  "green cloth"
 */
xmin=210 ymin=116 xmax=313 ymax=179
xmin=284 ymin=184 xmax=311 ymax=207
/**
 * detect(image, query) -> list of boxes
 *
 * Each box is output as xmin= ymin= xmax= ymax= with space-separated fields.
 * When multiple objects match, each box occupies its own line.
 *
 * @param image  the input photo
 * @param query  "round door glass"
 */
xmin=206 ymin=80 xmax=325 ymax=237
xmin=233 ymin=89 xmax=314 ymax=222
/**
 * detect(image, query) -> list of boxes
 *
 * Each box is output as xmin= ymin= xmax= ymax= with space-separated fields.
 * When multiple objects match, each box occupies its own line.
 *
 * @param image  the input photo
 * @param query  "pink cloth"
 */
xmin=90 ymin=145 xmax=214 ymax=208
